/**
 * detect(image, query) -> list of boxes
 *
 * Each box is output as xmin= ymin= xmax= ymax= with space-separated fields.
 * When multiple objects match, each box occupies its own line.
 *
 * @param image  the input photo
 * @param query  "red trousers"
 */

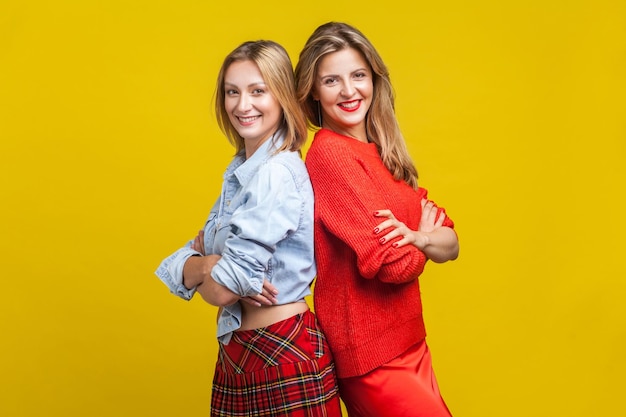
xmin=338 ymin=340 xmax=452 ymax=417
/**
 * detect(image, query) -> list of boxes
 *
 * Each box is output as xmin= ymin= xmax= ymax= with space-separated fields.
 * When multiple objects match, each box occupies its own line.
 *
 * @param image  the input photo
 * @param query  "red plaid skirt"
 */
xmin=211 ymin=309 xmax=342 ymax=417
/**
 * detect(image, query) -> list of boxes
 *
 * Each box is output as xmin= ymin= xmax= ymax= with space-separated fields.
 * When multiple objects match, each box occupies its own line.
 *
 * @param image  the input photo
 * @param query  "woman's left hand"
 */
xmin=191 ymin=230 xmax=206 ymax=255
xmin=418 ymin=199 xmax=445 ymax=233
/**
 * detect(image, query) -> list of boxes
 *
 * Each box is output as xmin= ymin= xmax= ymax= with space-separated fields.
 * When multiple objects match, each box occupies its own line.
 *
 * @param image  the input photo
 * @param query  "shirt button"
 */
xmin=227 ymin=321 xmax=232 ymax=326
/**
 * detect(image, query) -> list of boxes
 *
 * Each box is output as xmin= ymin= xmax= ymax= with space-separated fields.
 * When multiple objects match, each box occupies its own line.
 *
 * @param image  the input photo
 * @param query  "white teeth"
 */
xmin=340 ymin=101 xmax=358 ymax=109
xmin=239 ymin=116 xmax=259 ymax=123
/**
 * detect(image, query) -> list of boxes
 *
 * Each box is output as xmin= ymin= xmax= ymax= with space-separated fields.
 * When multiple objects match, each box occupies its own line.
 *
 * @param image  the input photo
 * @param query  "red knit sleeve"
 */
xmin=306 ymin=133 xmax=427 ymax=284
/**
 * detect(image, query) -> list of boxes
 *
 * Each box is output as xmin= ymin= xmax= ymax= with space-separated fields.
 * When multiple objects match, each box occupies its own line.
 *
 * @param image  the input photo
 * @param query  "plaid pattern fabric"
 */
xmin=211 ymin=310 xmax=342 ymax=417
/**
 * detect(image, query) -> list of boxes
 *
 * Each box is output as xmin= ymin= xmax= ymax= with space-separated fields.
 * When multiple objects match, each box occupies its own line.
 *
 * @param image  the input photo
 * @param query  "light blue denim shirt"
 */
xmin=155 ymin=133 xmax=316 ymax=344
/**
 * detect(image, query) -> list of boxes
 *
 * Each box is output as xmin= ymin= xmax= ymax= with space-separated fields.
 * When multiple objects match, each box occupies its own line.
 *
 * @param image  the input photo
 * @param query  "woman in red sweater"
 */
xmin=295 ymin=22 xmax=460 ymax=417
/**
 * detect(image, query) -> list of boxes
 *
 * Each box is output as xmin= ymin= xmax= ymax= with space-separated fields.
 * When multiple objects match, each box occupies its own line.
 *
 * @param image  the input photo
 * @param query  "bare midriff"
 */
xmin=238 ymin=301 xmax=309 ymax=331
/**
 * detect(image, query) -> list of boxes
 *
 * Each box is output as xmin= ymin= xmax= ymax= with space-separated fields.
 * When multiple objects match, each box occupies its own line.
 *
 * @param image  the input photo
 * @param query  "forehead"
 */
xmin=317 ymin=48 xmax=368 ymax=74
xmin=224 ymin=60 xmax=264 ymax=85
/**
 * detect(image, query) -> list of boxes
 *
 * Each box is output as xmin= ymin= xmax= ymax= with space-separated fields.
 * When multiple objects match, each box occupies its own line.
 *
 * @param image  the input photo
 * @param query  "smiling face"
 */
xmin=313 ymin=47 xmax=373 ymax=142
xmin=224 ymin=60 xmax=282 ymax=157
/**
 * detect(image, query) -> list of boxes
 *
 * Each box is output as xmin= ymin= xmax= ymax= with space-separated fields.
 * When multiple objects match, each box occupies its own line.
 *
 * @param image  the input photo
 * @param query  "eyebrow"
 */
xmin=224 ymin=81 xmax=267 ymax=88
xmin=319 ymin=68 xmax=369 ymax=78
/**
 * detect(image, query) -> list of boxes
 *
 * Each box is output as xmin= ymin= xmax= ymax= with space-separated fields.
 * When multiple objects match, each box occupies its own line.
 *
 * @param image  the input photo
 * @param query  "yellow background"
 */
xmin=1 ymin=1 xmax=625 ymax=416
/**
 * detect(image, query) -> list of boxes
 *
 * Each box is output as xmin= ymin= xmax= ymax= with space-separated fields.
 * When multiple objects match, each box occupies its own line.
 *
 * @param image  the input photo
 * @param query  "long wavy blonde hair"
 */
xmin=215 ymin=40 xmax=308 ymax=155
xmin=295 ymin=22 xmax=419 ymax=188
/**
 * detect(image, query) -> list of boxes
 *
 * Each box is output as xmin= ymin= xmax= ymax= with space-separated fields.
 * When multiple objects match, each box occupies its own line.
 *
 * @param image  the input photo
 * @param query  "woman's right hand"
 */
xmin=373 ymin=199 xmax=446 ymax=250
xmin=241 ymin=279 xmax=279 ymax=307
xmin=191 ymin=230 xmax=278 ymax=306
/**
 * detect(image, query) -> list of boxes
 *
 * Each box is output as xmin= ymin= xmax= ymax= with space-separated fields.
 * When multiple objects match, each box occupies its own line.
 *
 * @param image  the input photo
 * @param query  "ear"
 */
xmin=312 ymin=89 xmax=319 ymax=101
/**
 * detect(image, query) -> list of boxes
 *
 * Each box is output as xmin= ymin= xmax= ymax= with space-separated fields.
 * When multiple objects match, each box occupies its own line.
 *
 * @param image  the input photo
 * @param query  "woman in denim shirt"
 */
xmin=155 ymin=40 xmax=341 ymax=417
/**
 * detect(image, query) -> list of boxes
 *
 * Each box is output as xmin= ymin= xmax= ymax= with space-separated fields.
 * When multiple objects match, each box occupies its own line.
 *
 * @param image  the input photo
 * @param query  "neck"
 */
xmin=322 ymin=122 xmax=367 ymax=143
xmin=244 ymin=133 xmax=274 ymax=159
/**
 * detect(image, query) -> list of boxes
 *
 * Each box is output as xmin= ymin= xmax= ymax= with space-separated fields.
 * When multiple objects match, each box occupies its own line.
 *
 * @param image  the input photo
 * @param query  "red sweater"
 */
xmin=305 ymin=129 xmax=454 ymax=378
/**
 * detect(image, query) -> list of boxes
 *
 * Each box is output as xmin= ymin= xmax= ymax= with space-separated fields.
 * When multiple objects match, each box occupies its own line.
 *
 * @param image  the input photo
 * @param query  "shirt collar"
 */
xmin=229 ymin=131 xmax=286 ymax=186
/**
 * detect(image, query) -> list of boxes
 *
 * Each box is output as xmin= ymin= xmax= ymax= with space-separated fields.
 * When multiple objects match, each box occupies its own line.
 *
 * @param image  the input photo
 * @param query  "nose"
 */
xmin=341 ymin=80 xmax=356 ymax=98
xmin=236 ymin=93 xmax=252 ymax=112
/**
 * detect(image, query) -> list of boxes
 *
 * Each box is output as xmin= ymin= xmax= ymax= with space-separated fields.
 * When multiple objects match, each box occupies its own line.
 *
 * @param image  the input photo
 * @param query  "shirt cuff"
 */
xmin=210 ymin=257 xmax=263 ymax=298
xmin=155 ymin=247 xmax=202 ymax=300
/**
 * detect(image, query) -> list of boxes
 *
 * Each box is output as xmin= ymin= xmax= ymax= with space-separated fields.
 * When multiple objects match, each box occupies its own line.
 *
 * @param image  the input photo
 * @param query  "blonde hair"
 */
xmin=295 ymin=22 xmax=419 ymax=188
xmin=215 ymin=40 xmax=307 ymax=154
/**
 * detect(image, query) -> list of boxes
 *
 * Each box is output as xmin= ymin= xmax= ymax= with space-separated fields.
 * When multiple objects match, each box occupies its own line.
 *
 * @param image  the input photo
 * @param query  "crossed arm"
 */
xmin=374 ymin=199 xmax=459 ymax=263
xmin=182 ymin=231 xmax=278 ymax=307
xmin=185 ymin=197 xmax=457 ymax=306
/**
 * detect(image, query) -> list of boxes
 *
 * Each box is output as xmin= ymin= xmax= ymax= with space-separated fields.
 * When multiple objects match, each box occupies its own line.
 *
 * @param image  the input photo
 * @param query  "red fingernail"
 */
xmin=379 ymin=238 xmax=385 ymax=244
xmin=374 ymin=211 xmax=379 ymax=216
xmin=374 ymin=228 xmax=379 ymax=234
xmin=392 ymin=243 xmax=398 ymax=248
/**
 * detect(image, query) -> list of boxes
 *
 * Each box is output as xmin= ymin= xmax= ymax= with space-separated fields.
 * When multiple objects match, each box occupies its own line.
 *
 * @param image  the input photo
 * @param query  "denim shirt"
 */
xmin=155 ymin=133 xmax=316 ymax=344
